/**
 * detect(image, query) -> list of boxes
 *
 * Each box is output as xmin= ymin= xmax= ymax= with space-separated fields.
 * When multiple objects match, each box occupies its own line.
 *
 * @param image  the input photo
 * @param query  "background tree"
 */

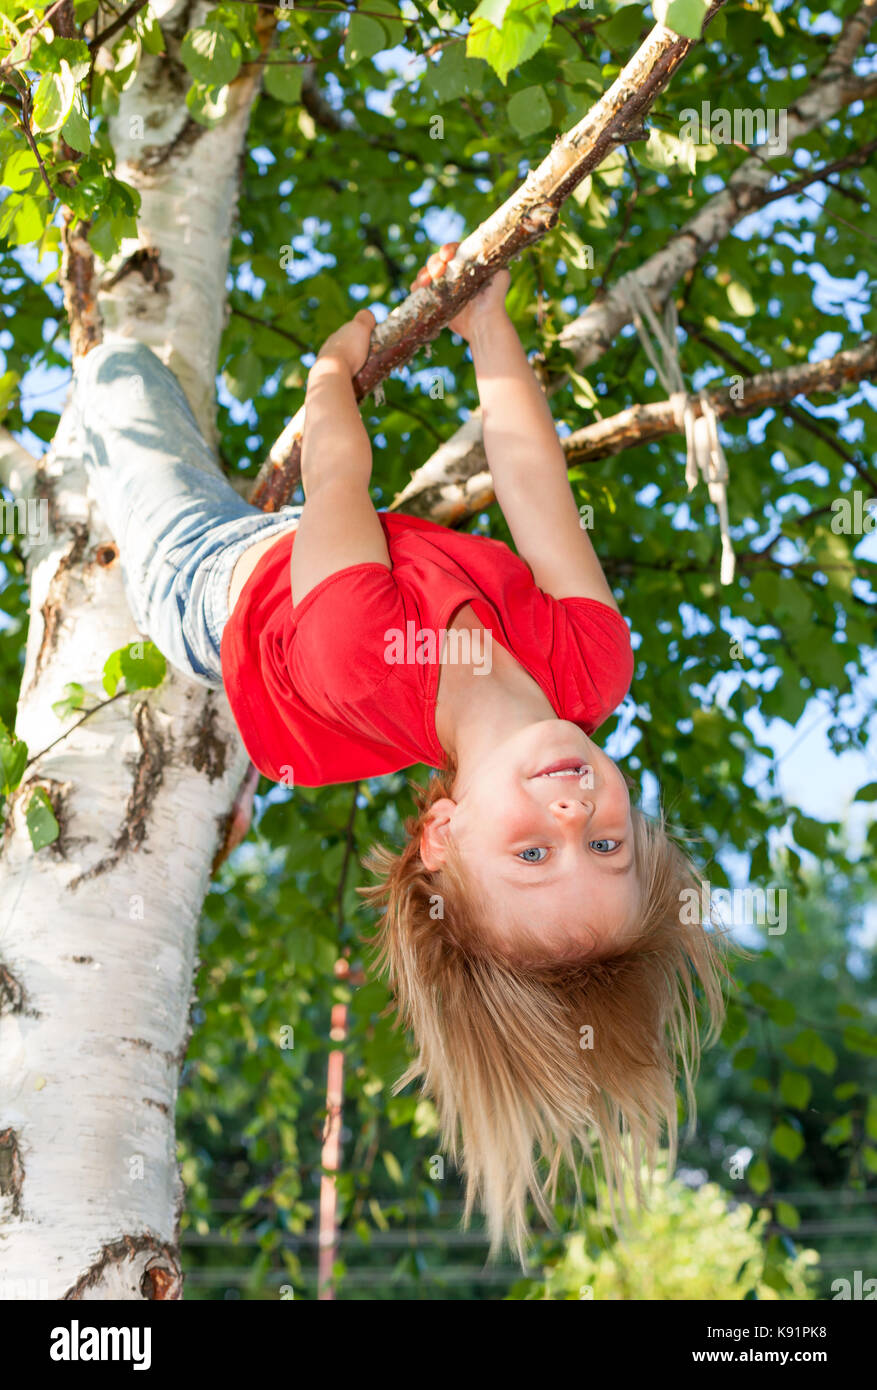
xmin=0 ymin=0 xmax=874 ymax=1299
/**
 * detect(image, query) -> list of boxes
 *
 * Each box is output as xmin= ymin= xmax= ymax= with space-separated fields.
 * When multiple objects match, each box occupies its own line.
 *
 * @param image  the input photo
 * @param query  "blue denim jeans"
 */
xmin=70 ymin=341 xmax=301 ymax=688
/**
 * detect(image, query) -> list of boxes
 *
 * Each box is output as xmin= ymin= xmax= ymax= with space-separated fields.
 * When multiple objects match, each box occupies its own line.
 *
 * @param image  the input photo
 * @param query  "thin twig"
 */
xmin=24 ymin=690 xmax=128 ymax=769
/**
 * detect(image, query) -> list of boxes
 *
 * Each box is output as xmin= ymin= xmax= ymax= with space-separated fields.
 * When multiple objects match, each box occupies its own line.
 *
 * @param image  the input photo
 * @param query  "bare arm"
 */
xmin=290 ymin=311 xmax=390 ymax=608
xmin=412 ymin=244 xmax=618 ymax=612
xmin=469 ymin=312 xmax=618 ymax=611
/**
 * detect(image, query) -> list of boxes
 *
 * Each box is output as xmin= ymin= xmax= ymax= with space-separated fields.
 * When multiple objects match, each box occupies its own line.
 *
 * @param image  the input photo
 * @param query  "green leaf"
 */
xmin=88 ymin=209 xmax=138 ymax=262
xmin=52 ymin=682 xmax=88 ymax=721
xmin=26 ymin=787 xmax=60 ymax=851
xmin=61 ymin=103 xmax=91 ymax=155
xmin=779 ymin=1071 xmax=811 ymax=1109
xmin=823 ymin=1113 xmax=853 ymax=1148
xmin=506 ymin=85 xmax=552 ymax=138
xmin=782 ymin=1028 xmax=837 ymax=1075
xmin=842 ymin=1026 xmax=877 ymax=1058
xmin=423 ymin=41 xmax=480 ymax=105
xmin=732 ymin=1045 xmax=757 ymax=1071
xmin=747 ymin=1157 xmax=770 ymax=1194
xmin=0 ymin=369 xmax=20 ymax=418
xmin=775 ymin=1200 xmax=799 ymax=1231
xmin=382 ymin=1150 xmax=403 ymax=1184
xmin=120 ymin=640 xmax=166 ymax=691
xmin=793 ymin=814 xmax=828 ymax=858
xmin=32 ymin=62 xmax=76 ymax=134
xmin=368 ymin=0 xmax=405 ymax=47
xmin=637 ymin=128 xmax=695 ymax=173
xmin=727 ymin=280 xmax=756 ymax=317
xmin=263 ymin=62 xmax=304 ymax=105
xmin=766 ymin=996 xmax=796 ymax=1027
xmin=770 ymin=1123 xmax=804 ymax=1162
xmin=181 ymin=24 xmax=242 ymax=87
xmin=344 ymin=14 xmax=387 ymax=67
xmin=3 ymin=149 xmax=41 ymax=193
xmin=467 ymin=0 xmax=554 ymax=85
xmin=223 ymin=349 xmax=263 ymax=402
xmin=471 ymin=0 xmax=512 ymax=28
xmin=721 ymin=1001 xmax=748 ymax=1047
xmin=654 ymin=0 xmax=710 ymax=41
xmin=103 ymin=641 xmax=166 ymax=696
xmin=0 ymin=716 xmax=28 ymax=795
xmin=137 ymin=6 xmax=165 ymax=55
xmin=853 ymin=781 xmax=877 ymax=802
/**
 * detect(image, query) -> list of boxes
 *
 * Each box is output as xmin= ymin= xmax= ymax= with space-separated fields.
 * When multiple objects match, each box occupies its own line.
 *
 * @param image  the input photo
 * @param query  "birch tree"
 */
xmin=0 ymin=0 xmax=875 ymax=1300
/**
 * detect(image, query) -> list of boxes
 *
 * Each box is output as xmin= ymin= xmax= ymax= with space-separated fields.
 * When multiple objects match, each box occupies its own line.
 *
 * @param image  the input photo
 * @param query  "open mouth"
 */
xmin=530 ymin=759 xmax=591 ymax=780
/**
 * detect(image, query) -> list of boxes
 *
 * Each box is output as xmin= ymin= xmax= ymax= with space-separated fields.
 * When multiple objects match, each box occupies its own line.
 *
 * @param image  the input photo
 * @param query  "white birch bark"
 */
xmin=0 ymin=0 xmax=266 ymax=1300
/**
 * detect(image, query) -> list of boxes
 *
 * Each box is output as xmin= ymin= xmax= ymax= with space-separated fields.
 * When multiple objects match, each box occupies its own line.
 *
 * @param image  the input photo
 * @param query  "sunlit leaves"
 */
xmin=0 ymin=715 xmax=27 ymax=795
xmin=181 ymin=23 xmax=242 ymax=87
xmin=467 ymin=0 xmax=568 ymax=84
xmin=31 ymin=62 xmax=76 ymax=134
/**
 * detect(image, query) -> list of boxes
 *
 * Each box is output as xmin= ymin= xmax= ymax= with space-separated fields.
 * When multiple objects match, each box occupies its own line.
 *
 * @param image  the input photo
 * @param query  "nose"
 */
xmin=548 ymin=796 xmax=595 ymax=825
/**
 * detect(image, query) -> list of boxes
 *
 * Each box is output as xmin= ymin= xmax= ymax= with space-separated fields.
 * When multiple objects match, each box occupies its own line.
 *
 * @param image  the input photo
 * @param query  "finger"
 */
xmin=438 ymin=241 xmax=459 ymax=261
xmin=426 ymin=251 xmax=448 ymax=279
xmin=354 ymin=308 xmax=376 ymax=330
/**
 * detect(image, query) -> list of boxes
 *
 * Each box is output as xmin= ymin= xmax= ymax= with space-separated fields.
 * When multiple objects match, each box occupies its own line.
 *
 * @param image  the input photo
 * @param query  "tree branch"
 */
xmin=680 ymin=317 xmax=877 ymax=493
xmin=396 ymin=0 xmax=877 ymax=516
xmin=388 ymin=339 xmax=877 ymax=524
xmin=88 ymin=0 xmax=149 ymax=53
xmin=249 ymin=0 xmax=728 ymax=510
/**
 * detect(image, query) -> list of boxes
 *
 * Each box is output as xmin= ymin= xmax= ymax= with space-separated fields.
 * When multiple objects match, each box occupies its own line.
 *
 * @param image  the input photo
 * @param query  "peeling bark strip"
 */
xmin=397 ymin=0 xmax=877 ymax=518
xmin=61 ymin=210 xmax=102 ymax=363
xmin=186 ymin=698 xmax=229 ymax=783
xmin=0 ymin=1128 xmax=25 ymax=1218
xmin=249 ymin=1 xmax=728 ymax=511
xmin=114 ymin=701 xmax=165 ymax=855
xmin=62 ymin=1232 xmax=181 ymax=1301
xmin=30 ymin=522 xmax=89 ymax=689
xmin=68 ymin=701 xmax=166 ymax=888
xmin=0 ymin=964 xmax=27 ymax=1015
xmin=394 ymin=339 xmax=877 ymax=524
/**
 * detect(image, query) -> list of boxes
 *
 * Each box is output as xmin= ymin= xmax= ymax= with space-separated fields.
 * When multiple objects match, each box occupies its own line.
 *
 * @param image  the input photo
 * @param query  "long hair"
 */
xmin=359 ymin=761 xmax=732 ymax=1261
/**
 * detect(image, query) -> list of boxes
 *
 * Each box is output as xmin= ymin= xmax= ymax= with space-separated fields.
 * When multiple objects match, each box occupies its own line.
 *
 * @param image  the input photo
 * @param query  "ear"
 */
xmin=418 ymin=797 xmax=456 ymax=872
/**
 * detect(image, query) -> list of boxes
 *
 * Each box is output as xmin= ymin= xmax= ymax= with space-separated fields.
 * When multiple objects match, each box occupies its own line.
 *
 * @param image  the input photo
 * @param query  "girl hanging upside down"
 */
xmin=73 ymin=241 xmax=729 ymax=1260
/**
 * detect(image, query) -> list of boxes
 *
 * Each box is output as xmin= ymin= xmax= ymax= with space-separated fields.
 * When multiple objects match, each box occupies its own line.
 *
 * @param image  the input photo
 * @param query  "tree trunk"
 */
xmin=0 ymin=0 xmax=266 ymax=1300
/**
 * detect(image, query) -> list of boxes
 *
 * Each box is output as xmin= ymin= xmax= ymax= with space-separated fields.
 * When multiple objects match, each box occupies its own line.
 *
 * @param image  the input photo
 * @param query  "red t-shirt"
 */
xmin=220 ymin=512 xmax=633 ymax=787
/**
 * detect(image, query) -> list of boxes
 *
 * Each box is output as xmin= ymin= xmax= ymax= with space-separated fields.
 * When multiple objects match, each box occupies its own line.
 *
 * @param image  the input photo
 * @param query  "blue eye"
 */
xmin=590 ymin=839 xmax=621 ymax=854
xmin=517 ymin=847 xmax=548 ymax=863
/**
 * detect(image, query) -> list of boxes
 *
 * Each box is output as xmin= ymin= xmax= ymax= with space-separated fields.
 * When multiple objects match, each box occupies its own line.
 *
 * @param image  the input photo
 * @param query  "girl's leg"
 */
xmin=71 ymin=340 xmax=300 ymax=687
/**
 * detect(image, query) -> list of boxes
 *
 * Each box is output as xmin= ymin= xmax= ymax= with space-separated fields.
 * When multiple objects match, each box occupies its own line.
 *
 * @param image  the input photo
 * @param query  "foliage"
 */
xmin=1 ymin=0 xmax=875 ymax=1296
xmin=508 ymin=1169 xmax=820 ymax=1300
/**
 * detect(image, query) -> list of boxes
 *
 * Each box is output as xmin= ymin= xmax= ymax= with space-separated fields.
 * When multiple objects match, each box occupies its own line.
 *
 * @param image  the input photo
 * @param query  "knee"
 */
xmin=73 ymin=339 xmax=169 ymax=412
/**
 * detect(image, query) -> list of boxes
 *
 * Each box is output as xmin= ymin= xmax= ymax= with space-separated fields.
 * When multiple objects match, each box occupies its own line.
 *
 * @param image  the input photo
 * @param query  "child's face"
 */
xmin=424 ymin=721 xmax=639 ymax=956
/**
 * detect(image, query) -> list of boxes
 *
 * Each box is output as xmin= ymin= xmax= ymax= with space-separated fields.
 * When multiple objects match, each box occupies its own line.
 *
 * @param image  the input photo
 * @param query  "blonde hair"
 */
xmin=359 ymin=761 xmax=732 ymax=1262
